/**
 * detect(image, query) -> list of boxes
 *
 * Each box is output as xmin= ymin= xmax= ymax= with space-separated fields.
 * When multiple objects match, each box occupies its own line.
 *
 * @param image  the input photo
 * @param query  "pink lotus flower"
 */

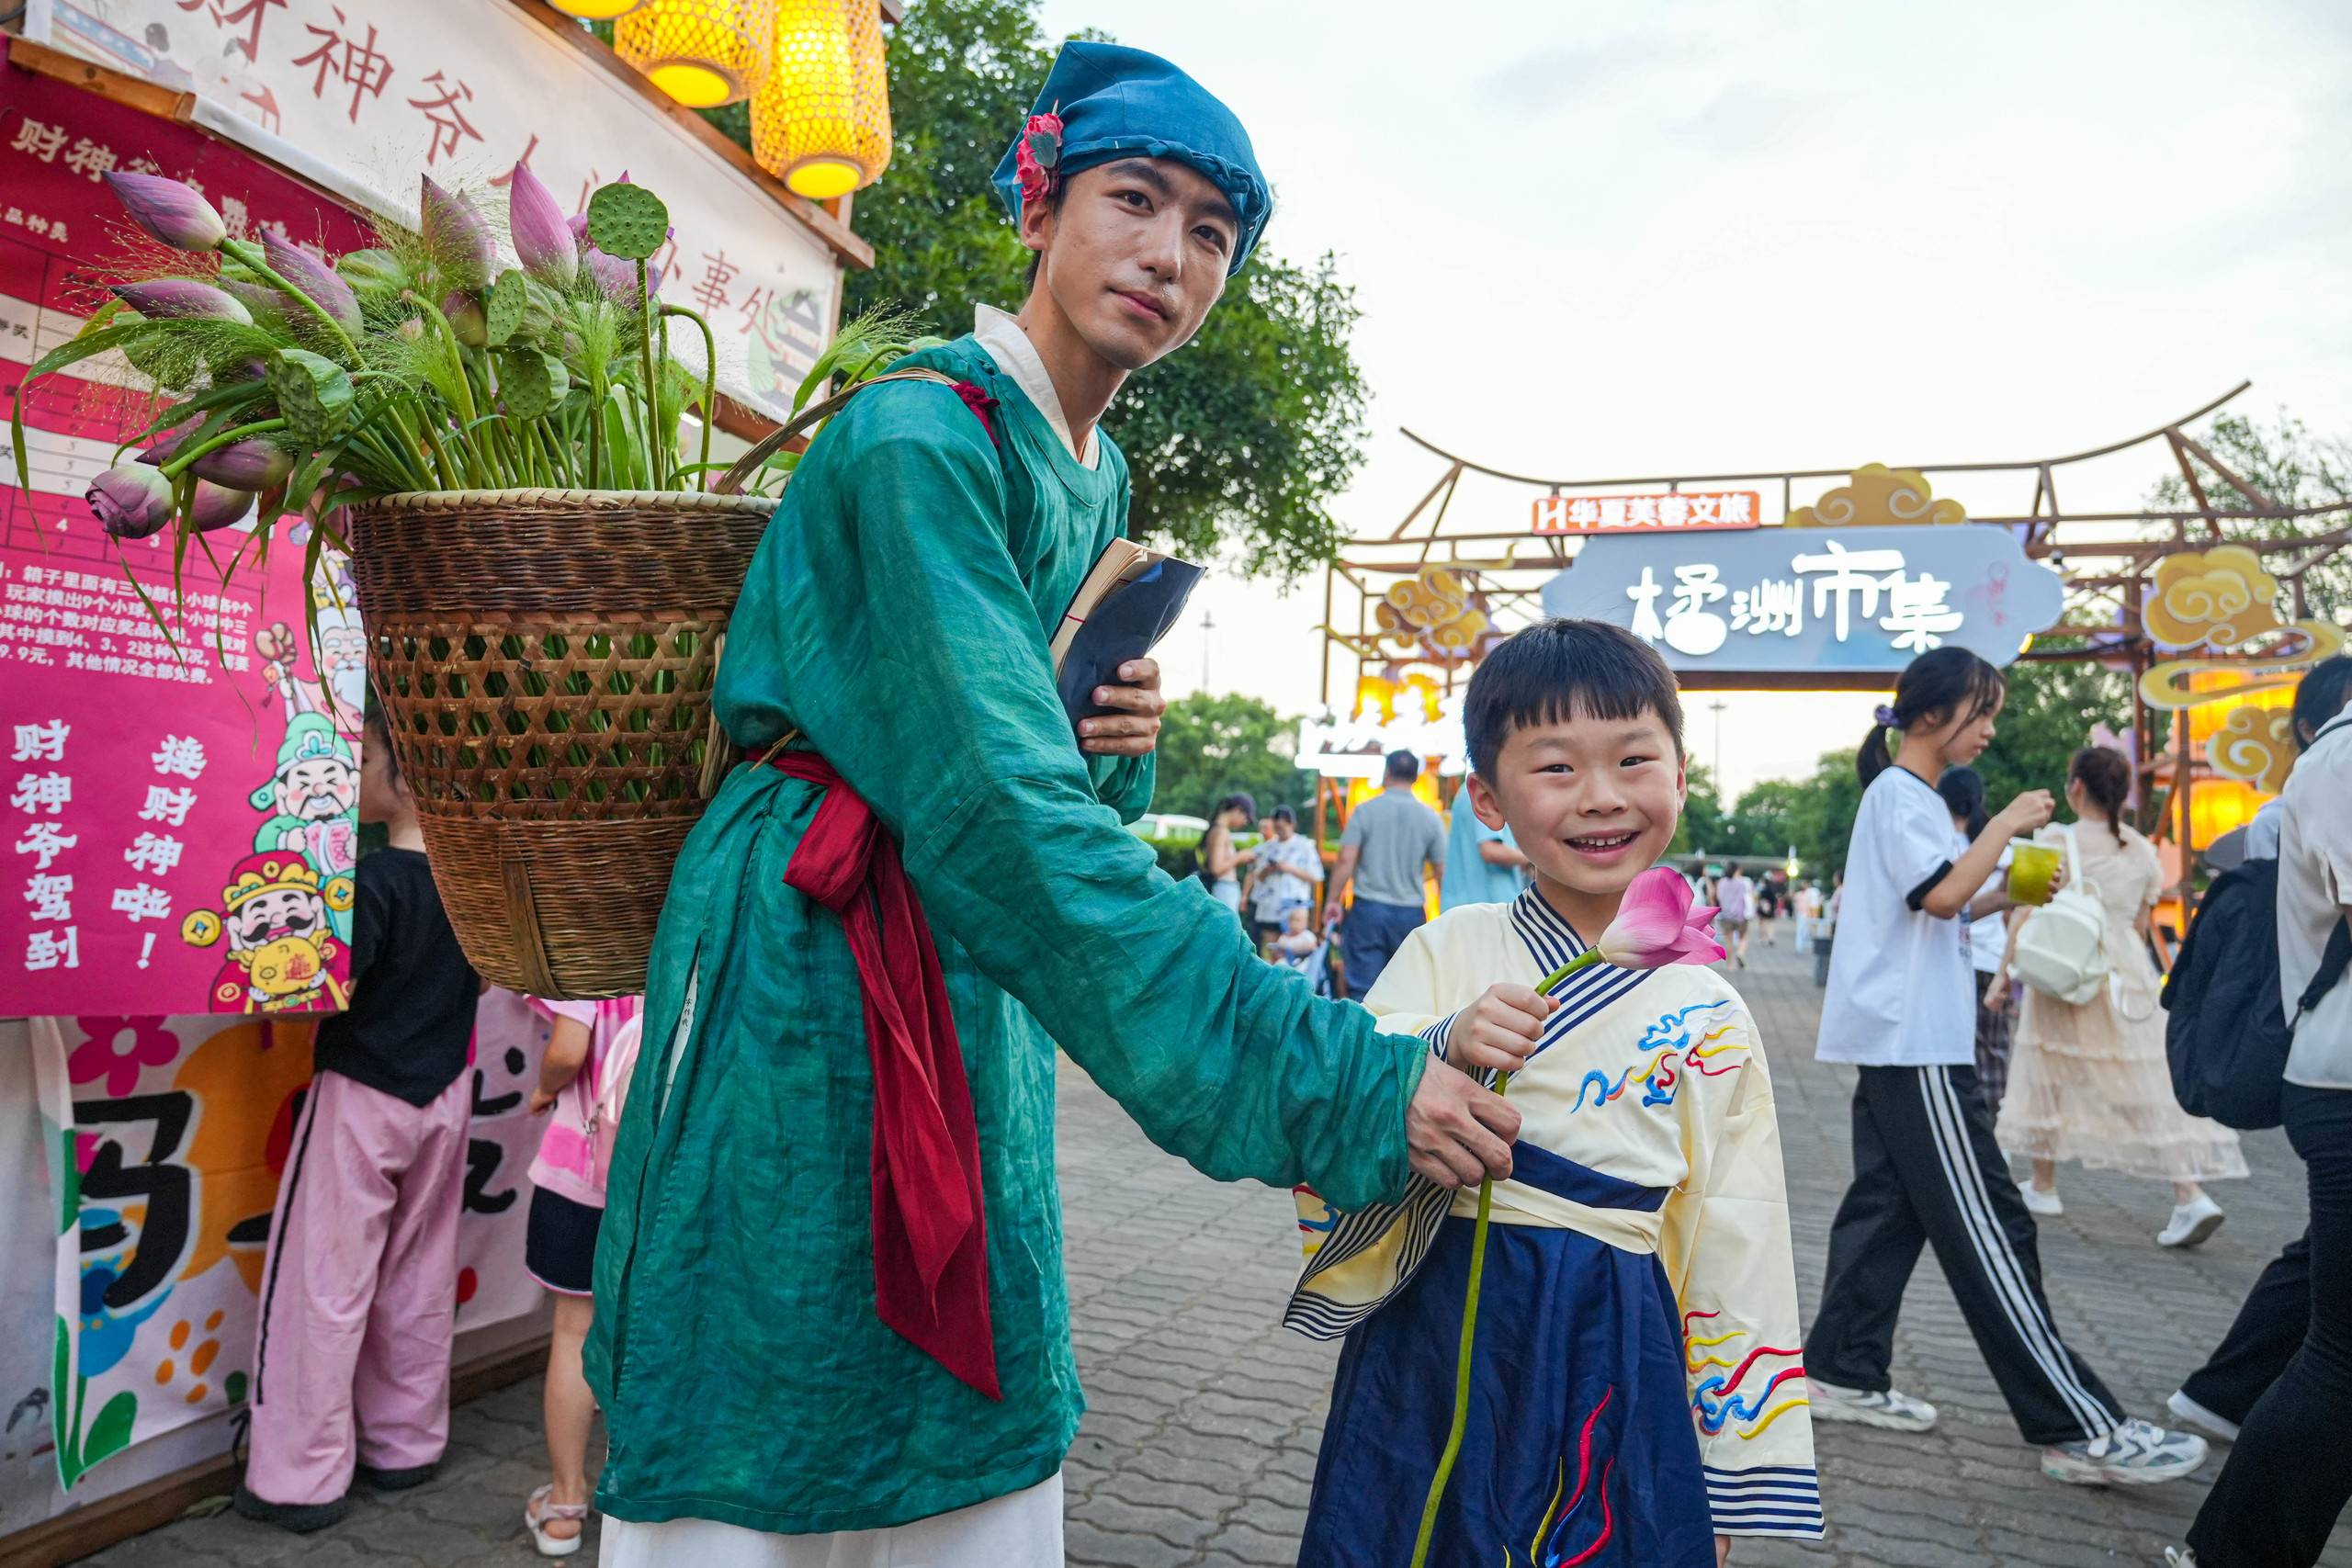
xmin=103 ymin=172 xmax=226 ymax=252
xmin=188 ymin=436 xmax=292 ymax=490
xmin=87 ymin=464 xmax=175 ymax=538
xmin=187 ymin=480 xmax=257 ymax=533
xmin=110 ymin=277 xmax=253 ymax=324
xmin=1590 ymin=865 xmax=1727 ymax=968
xmin=263 ymin=232 xmax=363 ymax=333
xmin=420 ymin=175 xmax=494 ymax=290
xmin=507 ymin=162 xmax=577 ymax=288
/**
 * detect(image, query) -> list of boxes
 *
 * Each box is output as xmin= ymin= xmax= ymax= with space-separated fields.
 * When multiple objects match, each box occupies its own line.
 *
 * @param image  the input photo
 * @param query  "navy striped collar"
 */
xmin=1510 ymin=887 xmax=1655 ymax=1060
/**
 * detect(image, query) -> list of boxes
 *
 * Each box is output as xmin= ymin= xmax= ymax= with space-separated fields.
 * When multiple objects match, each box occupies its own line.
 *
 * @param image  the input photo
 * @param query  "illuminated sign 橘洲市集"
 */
xmin=1539 ymin=525 xmax=2065 ymax=673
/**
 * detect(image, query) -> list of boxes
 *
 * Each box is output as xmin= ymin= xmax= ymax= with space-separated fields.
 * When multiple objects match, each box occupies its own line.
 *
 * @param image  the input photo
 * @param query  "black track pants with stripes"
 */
xmin=1804 ymin=1063 xmax=2123 ymax=1446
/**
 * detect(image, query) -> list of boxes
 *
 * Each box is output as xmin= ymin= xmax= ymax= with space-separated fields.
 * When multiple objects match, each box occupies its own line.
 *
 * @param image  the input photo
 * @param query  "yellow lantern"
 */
xmin=550 ymin=0 xmax=647 ymax=19
xmin=617 ymin=0 xmax=775 ymax=109
xmin=752 ymin=0 xmax=893 ymax=200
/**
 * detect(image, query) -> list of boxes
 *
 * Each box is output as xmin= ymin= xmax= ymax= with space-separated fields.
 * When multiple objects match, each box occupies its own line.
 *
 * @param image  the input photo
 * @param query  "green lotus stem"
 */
xmin=1407 ymin=948 xmax=1600 ymax=1568
xmin=635 ymin=260 xmax=662 ymax=486
xmin=662 ymin=304 xmax=718 ymax=491
xmin=156 ymin=417 xmax=288 ymax=479
xmin=221 ymin=238 xmax=359 ymax=365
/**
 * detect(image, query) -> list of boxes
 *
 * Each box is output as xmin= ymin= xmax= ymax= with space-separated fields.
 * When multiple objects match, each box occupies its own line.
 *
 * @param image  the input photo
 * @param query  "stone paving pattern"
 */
xmin=81 ymin=942 xmax=2351 ymax=1566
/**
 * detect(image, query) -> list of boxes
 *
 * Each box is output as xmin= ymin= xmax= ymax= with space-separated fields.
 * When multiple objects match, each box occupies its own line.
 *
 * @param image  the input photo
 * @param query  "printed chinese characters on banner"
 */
xmin=1532 ymin=491 xmax=1762 ymax=536
xmin=31 ymin=1000 xmax=548 ymax=1494
xmin=1 ymin=35 xmax=374 ymax=1017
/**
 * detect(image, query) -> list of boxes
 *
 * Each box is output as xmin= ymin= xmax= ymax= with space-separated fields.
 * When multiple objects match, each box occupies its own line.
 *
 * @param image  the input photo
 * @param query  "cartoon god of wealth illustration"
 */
xmin=181 ymin=851 xmax=352 ymax=1014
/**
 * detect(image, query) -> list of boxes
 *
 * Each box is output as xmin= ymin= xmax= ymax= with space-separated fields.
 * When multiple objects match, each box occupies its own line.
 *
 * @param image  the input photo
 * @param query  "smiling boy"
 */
xmin=585 ymin=43 xmax=1522 ymax=1566
xmin=1289 ymin=619 xmax=1821 ymax=1565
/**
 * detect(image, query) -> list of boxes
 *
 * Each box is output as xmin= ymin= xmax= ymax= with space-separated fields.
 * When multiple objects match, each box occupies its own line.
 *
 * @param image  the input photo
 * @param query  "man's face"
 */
xmin=229 ymin=886 xmax=325 ymax=950
xmin=277 ymin=757 xmax=356 ymax=821
xmin=1025 ymin=158 xmax=1238 ymax=371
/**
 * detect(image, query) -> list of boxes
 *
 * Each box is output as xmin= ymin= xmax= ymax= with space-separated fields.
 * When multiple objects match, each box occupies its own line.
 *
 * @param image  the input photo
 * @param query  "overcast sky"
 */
xmin=1028 ymin=0 xmax=2352 ymax=797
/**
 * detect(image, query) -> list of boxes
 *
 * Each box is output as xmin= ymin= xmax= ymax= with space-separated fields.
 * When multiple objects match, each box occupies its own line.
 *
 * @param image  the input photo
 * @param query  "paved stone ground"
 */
xmin=81 ymin=940 xmax=2349 ymax=1567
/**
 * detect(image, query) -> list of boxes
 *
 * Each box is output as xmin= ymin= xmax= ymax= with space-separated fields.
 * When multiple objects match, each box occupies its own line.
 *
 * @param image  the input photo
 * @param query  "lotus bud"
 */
xmin=336 ymin=247 xmax=411 ymax=301
xmin=102 ymin=172 xmax=227 ymax=252
xmin=220 ymin=278 xmax=288 ymax=325
xmin=187 ymin=480 xmax=258 ymax=533
xmin=189 ymin=437 xmax=293 ymax=490
xmin=137 ymin=414 xmax=204 ymax=466
xmin=441 ymin=289 xmax=488 ymax=349
xmin=419 ymin=175 xmax=493 ymax=290
xmin=87 ymin=464 xmax=177 ymax=538
xmin=263 ymin=232 xmax=363 ymax=333
xmin=110 ymin=278 xmax=253 ymax=324
xmin=507 ymin=163 xmax=577 ymax=288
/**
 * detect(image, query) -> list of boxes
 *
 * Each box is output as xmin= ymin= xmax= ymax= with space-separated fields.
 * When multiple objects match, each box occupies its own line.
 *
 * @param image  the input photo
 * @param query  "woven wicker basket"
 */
xmin=349 ymin=488 xmax=775 ymax=999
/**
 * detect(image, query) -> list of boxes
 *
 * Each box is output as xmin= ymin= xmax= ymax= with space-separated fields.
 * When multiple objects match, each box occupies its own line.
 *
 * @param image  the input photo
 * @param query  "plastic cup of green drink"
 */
xmin=2008 ymin=841 xmax=2062 ymax=906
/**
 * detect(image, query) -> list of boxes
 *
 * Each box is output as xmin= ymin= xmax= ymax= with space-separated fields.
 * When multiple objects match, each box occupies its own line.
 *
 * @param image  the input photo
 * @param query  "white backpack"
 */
xmin=2010 ymin=828 xmax=2109 ymax=1006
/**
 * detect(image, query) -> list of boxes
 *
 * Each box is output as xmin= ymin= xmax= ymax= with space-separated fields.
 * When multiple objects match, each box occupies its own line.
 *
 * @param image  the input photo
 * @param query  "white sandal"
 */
xmin=526 ymin=1483 xmax=590 ymax=1558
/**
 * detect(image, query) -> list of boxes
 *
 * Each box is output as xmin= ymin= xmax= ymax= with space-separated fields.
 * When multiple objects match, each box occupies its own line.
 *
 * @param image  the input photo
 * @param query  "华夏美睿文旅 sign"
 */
xmin=1538 ymin=525 xmax=2064 ymax=673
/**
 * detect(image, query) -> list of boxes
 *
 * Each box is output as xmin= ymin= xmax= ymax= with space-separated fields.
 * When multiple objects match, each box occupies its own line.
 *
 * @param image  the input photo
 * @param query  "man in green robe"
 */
xmin=587 ymin=42 xmax=1521 ymax=1562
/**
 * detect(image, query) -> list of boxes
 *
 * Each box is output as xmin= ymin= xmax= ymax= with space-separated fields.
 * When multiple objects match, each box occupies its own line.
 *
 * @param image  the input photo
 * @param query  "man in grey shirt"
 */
xmin=1328 ymin=750 xmax=1446 ymax=998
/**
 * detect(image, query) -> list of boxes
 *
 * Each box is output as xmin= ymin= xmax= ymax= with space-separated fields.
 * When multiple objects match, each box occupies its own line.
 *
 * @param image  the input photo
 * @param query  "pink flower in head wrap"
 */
xmin=1014 ymin=112 xmax=1064 ymax=207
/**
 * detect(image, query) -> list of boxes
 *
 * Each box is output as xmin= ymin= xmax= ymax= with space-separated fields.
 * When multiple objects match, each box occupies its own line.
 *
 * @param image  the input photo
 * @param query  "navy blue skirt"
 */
xmin=1299 ymin=1213 xmax=1713 ymax=1568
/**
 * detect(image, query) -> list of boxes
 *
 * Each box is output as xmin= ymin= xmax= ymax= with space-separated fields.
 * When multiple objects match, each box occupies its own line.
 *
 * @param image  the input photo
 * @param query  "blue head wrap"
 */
xmin=990 ymin=41 xmax=1271 ymax=276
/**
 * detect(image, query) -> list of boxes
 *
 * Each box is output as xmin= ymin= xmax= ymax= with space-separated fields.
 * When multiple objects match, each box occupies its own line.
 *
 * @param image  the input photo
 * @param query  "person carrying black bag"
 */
xmin=2164 ymin=659 xmax=2352 ymax=1449
xmin=2174 ymin=653 xmax=2352 ymax=1568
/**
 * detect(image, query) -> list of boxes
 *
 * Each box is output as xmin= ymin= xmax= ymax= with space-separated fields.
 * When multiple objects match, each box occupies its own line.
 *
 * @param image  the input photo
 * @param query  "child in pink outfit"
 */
xmin=235 ymin=711 xmax=480 ymax=1533
xmin=523 ymin=996 xmax=640 ymax=1556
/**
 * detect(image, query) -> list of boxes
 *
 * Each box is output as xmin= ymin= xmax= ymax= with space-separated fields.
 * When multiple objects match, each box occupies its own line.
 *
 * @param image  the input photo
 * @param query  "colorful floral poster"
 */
xmin=35 ymin=996 xmax=548 ymax=1493
xmin=0 ymin=40 xmax=374 ymax=1017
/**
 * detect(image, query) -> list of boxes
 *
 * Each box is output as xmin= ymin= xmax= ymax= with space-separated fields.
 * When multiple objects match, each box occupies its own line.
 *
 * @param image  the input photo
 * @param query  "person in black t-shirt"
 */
xmin=235 ymin=708 xmax=481 ymax=1532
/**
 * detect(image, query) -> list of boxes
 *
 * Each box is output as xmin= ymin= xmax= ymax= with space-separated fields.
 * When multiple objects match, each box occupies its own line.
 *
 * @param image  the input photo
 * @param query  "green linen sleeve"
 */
xmin=1088 ymin=750 xmax=1155 ymax=824
xmin=733 ymin=383 xmax=1423 ymax=1210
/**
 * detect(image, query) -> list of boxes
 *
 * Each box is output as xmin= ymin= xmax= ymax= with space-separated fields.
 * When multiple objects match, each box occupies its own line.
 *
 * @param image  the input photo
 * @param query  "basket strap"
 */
xmin=711 ymin=367 xmax=962 ymax=497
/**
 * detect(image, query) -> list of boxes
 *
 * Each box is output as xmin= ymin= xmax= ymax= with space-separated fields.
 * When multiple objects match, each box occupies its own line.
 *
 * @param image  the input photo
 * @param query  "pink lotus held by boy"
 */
xmin=1587 ymin=867 xmax=1727 ymax=970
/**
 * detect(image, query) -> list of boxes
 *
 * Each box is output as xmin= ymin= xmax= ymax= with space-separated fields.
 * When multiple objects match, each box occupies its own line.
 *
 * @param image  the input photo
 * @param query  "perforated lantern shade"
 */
xmin=617 ymin=0 xmax=775 ymax=109
xmin=550 ymin=0 xmax=647 ymax=19
xmin=752 ymin=0 xmax=893 ymax=200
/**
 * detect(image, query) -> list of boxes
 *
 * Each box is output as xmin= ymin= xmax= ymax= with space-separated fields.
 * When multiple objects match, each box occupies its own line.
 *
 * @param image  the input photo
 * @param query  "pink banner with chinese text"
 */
xmin=1 ymin=39 xmax=375 ymax=1016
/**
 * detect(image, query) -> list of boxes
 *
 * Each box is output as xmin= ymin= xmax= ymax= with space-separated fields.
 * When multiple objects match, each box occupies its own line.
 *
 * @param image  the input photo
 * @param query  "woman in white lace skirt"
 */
xmin=1996 ymin=747 xmax=2247 ymax=1247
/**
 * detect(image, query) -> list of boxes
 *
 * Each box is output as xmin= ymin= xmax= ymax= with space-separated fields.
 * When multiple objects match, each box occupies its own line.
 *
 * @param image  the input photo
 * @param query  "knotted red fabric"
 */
xmin=768 ymin=751 xmax=1001 ymax=1400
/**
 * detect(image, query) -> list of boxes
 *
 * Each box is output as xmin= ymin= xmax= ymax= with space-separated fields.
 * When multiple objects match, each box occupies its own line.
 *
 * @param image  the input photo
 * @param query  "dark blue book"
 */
xmin=1049 ymin=540 xmax=1204 ymax=726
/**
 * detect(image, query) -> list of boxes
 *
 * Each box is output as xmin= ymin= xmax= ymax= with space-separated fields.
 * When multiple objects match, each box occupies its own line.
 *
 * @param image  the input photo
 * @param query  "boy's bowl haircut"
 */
xmin=1463 ymin=618 xmax=1686 ymax=779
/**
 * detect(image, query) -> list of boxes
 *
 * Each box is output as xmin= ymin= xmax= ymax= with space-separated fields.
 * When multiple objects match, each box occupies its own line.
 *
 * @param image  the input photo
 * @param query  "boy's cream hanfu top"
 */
xmin=1288 ymin=888 xmax=1825 ymax=1540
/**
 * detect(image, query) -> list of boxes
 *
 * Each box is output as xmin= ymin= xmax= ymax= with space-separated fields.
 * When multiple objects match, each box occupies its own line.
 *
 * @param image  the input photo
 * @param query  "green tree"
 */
xmin=708 ymin=0 xmax=1370 ymax=580
xmin=2144 ymin=410 xmax=2352 ymax=615
xmin=1965 ymin=647 xmax=2132 ymax=818
xmin=1148 ymin=691 xmax=1316 ymax=822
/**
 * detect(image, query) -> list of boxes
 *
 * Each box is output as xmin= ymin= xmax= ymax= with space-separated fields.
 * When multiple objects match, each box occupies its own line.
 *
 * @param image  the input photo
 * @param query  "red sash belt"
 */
xmin=767 ymin=751 xmax=1001 ymax=1400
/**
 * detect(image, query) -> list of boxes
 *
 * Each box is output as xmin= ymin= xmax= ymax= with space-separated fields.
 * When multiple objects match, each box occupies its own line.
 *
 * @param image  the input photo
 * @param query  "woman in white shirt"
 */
xmin=1935 ymin=767 xmax=2016 ymax=1113
xmin=1804 ymin=647 xmax=2206 ymax=1488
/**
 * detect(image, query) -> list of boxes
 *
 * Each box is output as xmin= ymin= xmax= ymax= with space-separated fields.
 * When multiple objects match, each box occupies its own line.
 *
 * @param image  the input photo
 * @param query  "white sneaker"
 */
xmin=2041 ymin=1418 xmax=2207 ymax=1486
xmin=2158 ymin=1194 xmax=2225 ymax=1248
xmin=2018 ymin=1180 xmax=2064 ymax=1217
xmin=1805 ymin=1378 xmax=1939 ymax=1432
xmin=2165 ymin=1550 xmax=2198 ymax=1566
xmin=2165 ymin=1389 xmax=2240 ymax=1444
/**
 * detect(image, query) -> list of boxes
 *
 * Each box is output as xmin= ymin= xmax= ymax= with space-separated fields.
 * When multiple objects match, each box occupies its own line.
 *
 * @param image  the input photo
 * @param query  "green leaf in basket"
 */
xmin=484 ymin=269 xmax=528 ymax=347
xmin=498 ymin=348 xmax=570 ymax=420
xmin=269 ymin=348 xmax=354 ymax=445
xmin=586 ymin=182 xmax=669 ymax=262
